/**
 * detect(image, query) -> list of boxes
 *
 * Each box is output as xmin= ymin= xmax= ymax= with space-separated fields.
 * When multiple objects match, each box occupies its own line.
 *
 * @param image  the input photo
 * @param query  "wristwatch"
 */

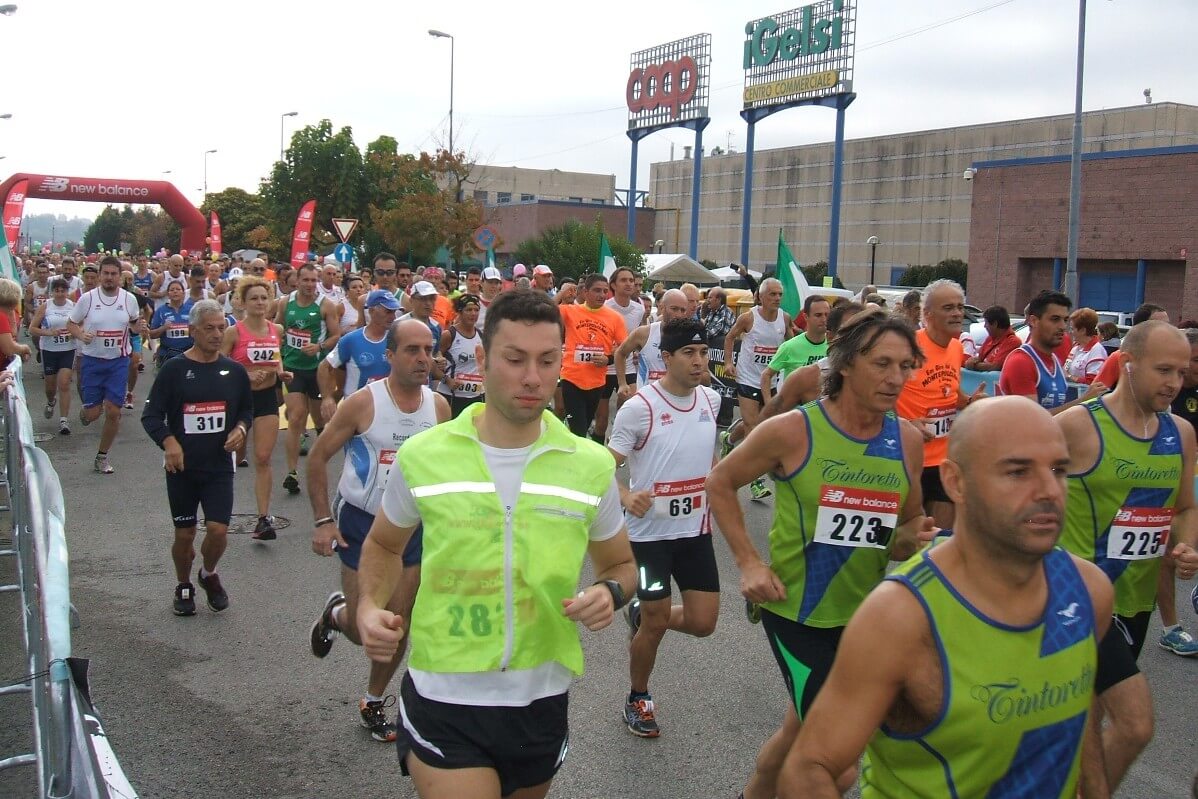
xmin=593 ymin=578 xmax=628 ymax=610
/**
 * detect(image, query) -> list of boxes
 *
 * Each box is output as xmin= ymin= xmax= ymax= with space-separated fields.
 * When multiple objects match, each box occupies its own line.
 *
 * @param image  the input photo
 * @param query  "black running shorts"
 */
xmin=397 ymin=673 xmax=569 ymax=796
xmin=630 ymin=534 xmax=720 ymax=601
xmin=761 ymin=610 xmax=844 ymax=720
xmin=1095 ymin=611 xmax=1150 ymax=694
xmin=736 ymin=382 xmax=763 ymax=403
xmin=250 ymin=385 xmax=283 ymax=418
xmin=920 ymin=465 xmax=951 ymax=504
xmin=166 ymin=469 xmax=234 ymax=529
xmin=286 ymin=368 xmax=321 ymax=400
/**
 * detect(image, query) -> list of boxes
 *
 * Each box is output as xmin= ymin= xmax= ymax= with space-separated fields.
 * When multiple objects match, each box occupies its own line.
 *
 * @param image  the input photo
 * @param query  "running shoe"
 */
xmin=137 ymin=362 xmax=145 ymax=373
xmin=1192 ymin=582 xmax=1197 ymax=615
xmin=718 ymin=429 xmax=733 ymax=460
xmin=79 ymin=406 xmax=92 ymax=427
xmin=173 ymin=582 xmax=196 ymax=616
xmin=283 ymin=471 xmax=300 ymax=494
xmin=624 ymin=696 xmax=660 ymax=738
xmin=745 ymin=599 xmax=761 ymax=624
xmin=58 ymin=418 xmax=70 ymax=436
xmin=749 ymin=477 xmax=772 ymax=501
xmin=251 ymin=515 xmax=277 ymax=541
xmin=299 ymin=432 xmax=310 ymax=457
xmin=623 ymin=597 xmax=642 ymax=640
xmin=1159 ymin=627 xmax=1198 ymax=657
xmin=197 ymin=570 xmax=229 ymax=612
xmin=359 ymin=697 xmax=398 ymax=743
xmin=238 ymin=458 xmax=250 ymax=468
xmin=44 ymin=400 xmax=54 ymax=419
xmin=123 ymin=391 xmax=134 ymax=410
xmin=94 ymin=454 xmax=113 ymax=475
xmin=310 ymin=591 xmax=346 ymax=658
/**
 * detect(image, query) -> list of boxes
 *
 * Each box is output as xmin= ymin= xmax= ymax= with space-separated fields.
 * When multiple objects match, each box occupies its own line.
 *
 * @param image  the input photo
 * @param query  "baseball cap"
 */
xmin=410 ymin=280 xmax=438 ymax=298
xmin=227 ymin=267 xmax=244 ymax=279
xmin=512 ymin=263 xmax=527 ymax=277
xmin=533 ymin=264 xmax=553 ymax=276
xmin=365 ymin=289 xmax=402 ymax=310
xmin=482 ymin=266 xmax=502 ymax=281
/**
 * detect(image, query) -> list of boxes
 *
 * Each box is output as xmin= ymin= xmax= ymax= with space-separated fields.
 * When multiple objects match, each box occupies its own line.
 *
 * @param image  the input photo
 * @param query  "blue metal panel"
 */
xmin=889 ymin=266 xmax=907 ymax=284
xmin=739 ymin=121 xmax=757 ymax=265
xmin=1052 ymin=257 xmax=1063 ymax=291
xmin=627 ymin=139 xmax=639 ymax=242
xmin=973 ymin=143 xmax=1198 ymax=171
xmin=1134 ymin=259 xmax=1147 ymax=306
xmin=1079 ymin=272 xmax=1136 ymax=312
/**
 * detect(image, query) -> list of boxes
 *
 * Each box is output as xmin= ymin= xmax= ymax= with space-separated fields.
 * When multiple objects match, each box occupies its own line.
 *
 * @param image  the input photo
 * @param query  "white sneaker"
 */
xmin=44 ymin=401 xmax=54 ymax=419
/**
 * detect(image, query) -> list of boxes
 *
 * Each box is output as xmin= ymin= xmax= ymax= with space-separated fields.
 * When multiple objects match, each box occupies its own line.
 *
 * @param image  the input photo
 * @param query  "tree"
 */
xmin=83 ymin=206 xmax=124 ymax=252
xmin=898 ymin=258 xmax=968 ymax=290
xmin=798 ymin=260 xmax=845 ymax=290
xmin=511 ymin=220 xmax=644 ymax=280
xmin=201 ymin=188 xmax=272 ymax=253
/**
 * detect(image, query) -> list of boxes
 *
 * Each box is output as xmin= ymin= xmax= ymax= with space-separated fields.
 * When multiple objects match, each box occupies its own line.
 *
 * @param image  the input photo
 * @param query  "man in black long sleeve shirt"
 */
xmin=142 ymin=299 xmax=252 ymax=616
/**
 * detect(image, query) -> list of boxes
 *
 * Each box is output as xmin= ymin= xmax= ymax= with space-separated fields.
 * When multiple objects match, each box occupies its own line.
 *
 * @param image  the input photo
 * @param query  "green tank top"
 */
xmin=862 ymin=547 xmax=1096 ymax=799
xmin=1060 ymin=398 xmax=1180 ymax=616
xmin=769 ymin=332 xmax=829 ymax=381
xmin=282 ymin=292 xmax=327 ymax=371
xmin=763 ymin=401 xmax=909 ymax=627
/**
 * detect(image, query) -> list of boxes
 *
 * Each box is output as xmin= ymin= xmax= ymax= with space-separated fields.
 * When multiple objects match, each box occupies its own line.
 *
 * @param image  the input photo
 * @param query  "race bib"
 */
xmin=455 ymin=372 xmax=482 ymax=395
xmin=166 ymin=323 xmax=189 ymax=339
xmin=97 ymin=329 xmax=123 ymax=350
xmin=926 ymin=405 xmax=957 ymax=439
xmin=1106 ymin=507 xmax=1171 ymax=561
xmin=247 ymin=345 xmax=278 ymax=364
xmin=574 ymin=345 xmax=604 ymax=364
xmin=286 ymin=328 xmax=311 ymax=350
xmin=52 ymin=333 xmax=72 ymax=345
xmin=752 ymin=344 xmax=777 ymax=365
xmin=647 ymin=369 xmax=666 ymax=381
xmin=813 ymin=484 xmax=898 ymax=549
xmin=377 ymin=449 xmax=396 ymax=488
xmin=183 ymin=401 xmax=227 ymax=435
xmin=652 ymin=478 xmax=705 ymax=519
xmin=33 ymin=296 xmax=47 ymax=307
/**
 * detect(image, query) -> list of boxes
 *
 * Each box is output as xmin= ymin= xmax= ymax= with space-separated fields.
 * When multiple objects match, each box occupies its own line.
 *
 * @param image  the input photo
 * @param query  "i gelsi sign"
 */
xmin=743 ymin=0 xmax=857 ymax=109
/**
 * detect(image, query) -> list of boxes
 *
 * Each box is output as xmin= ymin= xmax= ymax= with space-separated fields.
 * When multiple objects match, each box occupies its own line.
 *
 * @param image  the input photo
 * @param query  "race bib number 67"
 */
xmin=813 ymin=484 xmax=898 ymax=549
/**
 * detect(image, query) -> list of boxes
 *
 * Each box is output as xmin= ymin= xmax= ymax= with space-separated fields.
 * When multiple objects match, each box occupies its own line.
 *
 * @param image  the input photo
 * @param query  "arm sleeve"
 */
xmin=998 ymin=351 xmax=1038 ymax=397
xmin=141 ymin=364 xmax=174 ymax=449
xmin=607 ymin=395 xmax=651 ymax=457
xmin=380 ymin=463 xmax=421 ymax=528
xmin=589 ymin=479 xmax=624 ymax=542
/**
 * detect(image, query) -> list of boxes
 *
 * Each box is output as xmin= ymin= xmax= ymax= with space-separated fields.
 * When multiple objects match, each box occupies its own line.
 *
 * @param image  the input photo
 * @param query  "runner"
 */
xmin=60 ymin=256 xmax=84 ymax=299
xmin=757 ymin=302 xmax=864 ymax=423
xmin=316 ymin=263 xmax=346 ymax=306
xmin=277 ymin=263 xmax=343 ymax=495
xmin=307 ymin=318 xmax=450 ymax=743
xmin=559 ymin=274 xmax=627 ymax=442
xmin=318 ymin=290 xmax=400 ymax=417
xmin=435 ymin=293 xmax=485 ymax=417
xmin=121 ymin=269 xmax=153 ymax=409
xmin=1056 ymin=320 xmax=1198 ymax=791
xmin=28 ymin=277 xmax=76 ymax=434
xmin=1161 ymin=326 xmax=1198 ymax=656
xmin=1094 ymin=303 xmax=1170 ymax=387
xmin=532 ymin=264 xmax=555 ymax=295
xmin=614 ymin=289 xmax=692 ymax=398
xmin=608 ymin=318 xmax=722 ymax=738
xmin=141 ymin=300 xmax=252 ymax=616
xmin=23 ymin=260 xmax=50 ymax=331
xmin=780 ymin=397 xmax=1112 ymax=799
xmin=148 ymin=281 xmax=193 ymax=366
xmin=595 ymin=267 xmax=646 ymax=436
xmin=221 ymin=276 xmax=291 ymax=541
xmin=185 ymin=266 xmax=213 ymax=305
xmin=150 ymin=254 xmax=188 ymax=309
xmin=999 ymin=289 xmax=1105 ymax=413
xmin=705 ymin=310 xmax=929 ymax=799
xmin=478 ymin=266 xmax=503 ymax=328
xmin=461 ymin=267 xmax=482 ymax=300
xmin=420 ymin=267 xmax=455 ymax=328
xmin=760 ymin=296 xmax=829 ymax=405
xmin=356 ymin=289 xmax=635 ymax=799
xmin=895 ymin=279 xmax=986 ymax=528
xmin=67 ymin=256 xmax=143 ymax=474
xmin=340 ymin=274 xmax=365 ymax=332
xmin=720 ymin=277 xmax=793 ymax=500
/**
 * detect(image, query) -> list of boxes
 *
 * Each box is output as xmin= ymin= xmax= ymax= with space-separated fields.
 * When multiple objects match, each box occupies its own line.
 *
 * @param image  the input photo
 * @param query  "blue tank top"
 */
xmin=133 ymin=272 xmax=154 ymax=293
xmin=1012 ymin=343 xmax=1068 ymax=410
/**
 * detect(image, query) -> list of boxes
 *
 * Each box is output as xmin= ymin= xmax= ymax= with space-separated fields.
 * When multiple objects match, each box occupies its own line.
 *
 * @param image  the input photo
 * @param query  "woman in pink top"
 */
xmin=220 ymin=277 xmax=292 ymax=541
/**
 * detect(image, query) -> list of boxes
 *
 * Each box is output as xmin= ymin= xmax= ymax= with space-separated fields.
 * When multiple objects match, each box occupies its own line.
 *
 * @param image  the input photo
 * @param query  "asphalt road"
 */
xmin=0 ymin=357 xmax=1194 ymax=799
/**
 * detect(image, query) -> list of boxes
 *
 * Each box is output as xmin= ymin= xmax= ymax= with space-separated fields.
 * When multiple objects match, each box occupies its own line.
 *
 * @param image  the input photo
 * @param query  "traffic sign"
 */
xmin=334 ymin=242 xmax=353 ymax=264
xmin=472 ymin=225 xmax=497 ymax=251
xmin=331 ymin=218 xmax=359 ymax=242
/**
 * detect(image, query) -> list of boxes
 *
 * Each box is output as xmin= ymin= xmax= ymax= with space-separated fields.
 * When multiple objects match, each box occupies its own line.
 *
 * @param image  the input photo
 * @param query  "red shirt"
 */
xmin=1053 ymin=332 xmax=1073 ymax=368
xmin=977 ymin=328 xmax=1020 ymax=367
xmin=0 ymin=308 xmax=16 ymax=336
xmin=1096 ymin=350 xmax=1122 ymax=388
xmin=999 ymin=345 xmax=1060 ymax=398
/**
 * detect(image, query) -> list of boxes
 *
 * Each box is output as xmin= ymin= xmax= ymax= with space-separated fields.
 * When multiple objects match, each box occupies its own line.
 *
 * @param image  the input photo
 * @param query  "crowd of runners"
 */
xmin=6 ymin=247 xmax=1198 ymax=798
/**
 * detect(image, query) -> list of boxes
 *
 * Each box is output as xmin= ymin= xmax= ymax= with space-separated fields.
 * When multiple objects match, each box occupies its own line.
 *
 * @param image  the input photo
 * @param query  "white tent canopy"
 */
xmin=709 ymin=265 xmax=763 ymax=284
xmin=643 ymin=253 xmax=719 ymax=286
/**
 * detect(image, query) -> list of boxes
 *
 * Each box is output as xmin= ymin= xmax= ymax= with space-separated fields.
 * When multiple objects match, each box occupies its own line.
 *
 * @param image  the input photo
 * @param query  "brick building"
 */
xmin=966 ymin=145 xmax=1198 ymax=321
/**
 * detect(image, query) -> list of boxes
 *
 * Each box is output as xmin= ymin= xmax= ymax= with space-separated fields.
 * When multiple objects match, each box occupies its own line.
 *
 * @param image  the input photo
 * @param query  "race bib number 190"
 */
xmin=813 ymin=484 xmax=898 ymax=549
xmin=1106 ymin=507 xmax=1171 ymax=561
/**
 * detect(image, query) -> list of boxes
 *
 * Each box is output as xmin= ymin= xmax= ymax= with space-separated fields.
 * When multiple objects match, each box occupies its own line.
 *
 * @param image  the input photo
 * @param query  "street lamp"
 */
xmin=0 ymin=6 xmax=17 ymax=16
xmin=203 ymin=149 xmax=217 ymax=195
xmin=0 ymin=114 xmax=11 ymax=120
xmin=1063 ymin=0 xmax=1088 ymax=305
xmin=867 ymin=235 xmax=880 ymax=285
xmin=280 ymin=111 xmax=298 ymax=161
xmin=428 ymin=30 xmax=454 ymax=157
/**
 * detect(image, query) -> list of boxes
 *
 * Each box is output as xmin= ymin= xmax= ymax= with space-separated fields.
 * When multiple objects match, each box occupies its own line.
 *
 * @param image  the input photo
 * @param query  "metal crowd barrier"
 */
xmin=0 ymin=357 xmax=137 ymax=798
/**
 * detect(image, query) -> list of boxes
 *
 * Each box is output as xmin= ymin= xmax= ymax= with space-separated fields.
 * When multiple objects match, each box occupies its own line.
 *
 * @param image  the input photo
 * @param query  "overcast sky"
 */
xmin=7 ymin=0 xmax=1196 ymax=220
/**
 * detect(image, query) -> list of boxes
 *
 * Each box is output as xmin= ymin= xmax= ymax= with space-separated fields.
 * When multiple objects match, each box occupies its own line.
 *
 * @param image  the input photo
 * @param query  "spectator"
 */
xmin=896 ymin=290 xmax=921 ymax=327
xmin=1098 ymin=321 xmax=1121 ymax=341
xmin=0 ymin=278 xmax=32 ymax=363
xmin=964 ymin=305 xmax=1019 ymax=371
xmin=699 ymin=286 xmax=736 ymax=342
xmin=1064 ymin=307 xmax=1107 ymax=384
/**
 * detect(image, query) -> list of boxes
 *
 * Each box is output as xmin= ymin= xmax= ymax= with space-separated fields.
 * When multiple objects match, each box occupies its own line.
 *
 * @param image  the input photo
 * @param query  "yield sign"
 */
xmin=331 ymin=218 xmax=359 ymax=242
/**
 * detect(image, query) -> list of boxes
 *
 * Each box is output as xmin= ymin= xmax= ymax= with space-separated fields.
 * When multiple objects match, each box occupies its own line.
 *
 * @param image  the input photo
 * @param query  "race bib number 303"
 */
xmin=1106 ymin=506 xmax=1171 ymax=561
xmin=813 ymin=484 xmax=899 ymax=549
xmin=652 ymin=478 xmax=705 ymax=519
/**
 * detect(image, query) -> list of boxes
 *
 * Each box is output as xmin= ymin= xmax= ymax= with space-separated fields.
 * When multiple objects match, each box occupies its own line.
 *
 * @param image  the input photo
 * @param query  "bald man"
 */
xmin=780 ymin=397 xmax=1113 ymax=799
xmin=150 ymin=254 xmax=188 ymax=309
xmin=1055 ymin=320 xmax=1198 ymax=791
xmin=613 ymin=289 xmax=695 ymax=399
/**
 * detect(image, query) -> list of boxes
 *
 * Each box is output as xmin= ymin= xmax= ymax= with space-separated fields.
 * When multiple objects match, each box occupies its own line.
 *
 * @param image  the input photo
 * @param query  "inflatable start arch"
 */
xmin=0 ymin=172 xmax=207 ymax=253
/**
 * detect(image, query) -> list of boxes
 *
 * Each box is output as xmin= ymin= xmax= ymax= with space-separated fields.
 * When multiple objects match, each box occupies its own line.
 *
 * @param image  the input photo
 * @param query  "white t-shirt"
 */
xmin=604 ymin=296 xmax=646 ymax=376
xmin=381 ymin=437 xmax=623 ymax=707
xmin=68 ymin=288 xmax=140 ymax=359
xmin=1064 ymin=339 xmax=1107 ymax=383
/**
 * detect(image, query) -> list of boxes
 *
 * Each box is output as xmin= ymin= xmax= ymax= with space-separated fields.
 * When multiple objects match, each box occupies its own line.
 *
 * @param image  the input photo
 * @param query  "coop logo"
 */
xmin=39 ymin=177 xmax=70 ymax=193
xmin=626 ymin=56 xmax=699 ymax=120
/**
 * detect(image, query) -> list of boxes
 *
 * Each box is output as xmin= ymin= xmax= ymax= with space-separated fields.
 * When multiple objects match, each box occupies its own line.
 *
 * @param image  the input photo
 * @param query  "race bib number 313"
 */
xmin=1106 ymin=507 xmax=1171 ymax=561
xmin=813 ymin=484 xmax=898 ymax=549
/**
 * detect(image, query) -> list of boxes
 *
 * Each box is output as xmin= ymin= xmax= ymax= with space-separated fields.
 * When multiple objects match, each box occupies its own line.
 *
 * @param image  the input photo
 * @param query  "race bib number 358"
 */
xmin=1106 ymin=507 xmax=1171 ymax=561
xmin=813 ymin=484 xmax=898 ymax=549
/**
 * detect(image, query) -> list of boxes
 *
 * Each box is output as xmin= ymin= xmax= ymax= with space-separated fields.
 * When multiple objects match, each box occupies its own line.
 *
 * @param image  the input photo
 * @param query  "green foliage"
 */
xmin=200 ymin=188 xmax=271 ymax=253
xmin=700 ymin=259 xmax=718 ymax=270
xmin=83 ymin=206 xmax=123 ymax=252
xmin=897 ymin=258 xmax=968 ymax=290
xmin=83 ymin=205 xmax=181 ymax=254
xmin=511 ymin=220 xmax=644 ymax=280
xmin=798 ymin=260 xmax=845 ymax=290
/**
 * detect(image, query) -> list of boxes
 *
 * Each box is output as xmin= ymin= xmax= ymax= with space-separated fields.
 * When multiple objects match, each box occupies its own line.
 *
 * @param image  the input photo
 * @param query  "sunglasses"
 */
xmin=375 ymin=269 xmax=396 ymax=276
